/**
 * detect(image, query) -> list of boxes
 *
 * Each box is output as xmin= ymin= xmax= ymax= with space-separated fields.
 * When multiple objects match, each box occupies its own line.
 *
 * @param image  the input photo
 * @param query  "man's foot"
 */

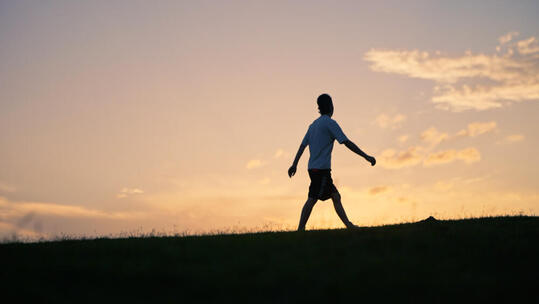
xmin=346 ymin=223 xmax=360 ymax=230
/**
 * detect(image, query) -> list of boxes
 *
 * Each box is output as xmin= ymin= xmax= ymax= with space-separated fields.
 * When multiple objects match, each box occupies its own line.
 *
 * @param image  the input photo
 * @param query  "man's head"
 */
xmin=317 ymin=93 xmax=334 ymax=117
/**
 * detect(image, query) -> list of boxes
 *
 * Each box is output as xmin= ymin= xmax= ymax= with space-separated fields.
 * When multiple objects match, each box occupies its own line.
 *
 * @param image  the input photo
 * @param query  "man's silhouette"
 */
xmin=288 ymin=94 xmax=376 ymax=231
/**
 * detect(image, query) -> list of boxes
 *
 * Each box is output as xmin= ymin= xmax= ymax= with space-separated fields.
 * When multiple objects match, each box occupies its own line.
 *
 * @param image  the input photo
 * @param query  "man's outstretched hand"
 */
xmin=344 ymin=140 xmax=376 ymax=167
xmin=288 ymin=165 xmax=297 ymax=178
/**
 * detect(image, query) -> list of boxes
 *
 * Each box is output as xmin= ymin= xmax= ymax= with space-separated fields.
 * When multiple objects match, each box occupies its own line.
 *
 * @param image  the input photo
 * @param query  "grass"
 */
xmin=1 ymin=216 xmax=538 ymax=303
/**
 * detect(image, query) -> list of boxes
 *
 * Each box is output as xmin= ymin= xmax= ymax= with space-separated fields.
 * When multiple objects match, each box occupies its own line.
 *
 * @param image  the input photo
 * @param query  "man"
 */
xmin=288 ymin=94 xmax=376 ymax=231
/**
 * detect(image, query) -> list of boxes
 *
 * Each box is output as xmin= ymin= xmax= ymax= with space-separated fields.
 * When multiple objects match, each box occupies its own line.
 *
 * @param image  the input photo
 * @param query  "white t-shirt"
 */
xmin=301 ymin=115 xmax=349 ymax=169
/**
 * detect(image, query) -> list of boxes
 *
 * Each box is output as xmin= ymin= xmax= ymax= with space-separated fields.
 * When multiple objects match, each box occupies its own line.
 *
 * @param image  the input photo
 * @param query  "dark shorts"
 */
xmin=308 ymin=169 xmax=338 ymax=201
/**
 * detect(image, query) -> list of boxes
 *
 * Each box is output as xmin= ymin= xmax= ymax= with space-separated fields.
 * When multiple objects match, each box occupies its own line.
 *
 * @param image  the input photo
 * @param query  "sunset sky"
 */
xmin=1 ymin=1 xmax=538 ymax=238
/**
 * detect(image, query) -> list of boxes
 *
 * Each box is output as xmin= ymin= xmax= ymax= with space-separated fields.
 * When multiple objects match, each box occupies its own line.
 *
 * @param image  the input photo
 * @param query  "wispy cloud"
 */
xmin=421 ymin=127 xmax=449 ymax=146
xmin=419 ymin=121 xmax=496 ymax=148
xmin=456 ymin=121 xmax=497 ymax=137
xmin=274 ymin=149 xmax=288 ymax=159
xmin=117 ymin=187 xmax=144 ymax=199
xmin=378 ymin=146 xmax=423 ymax=169
xmin=498 ymin=31 xmax=519 ymax=45
xmin=397 ymin=135 xmax=409 ymax=143
xmin=0 ymin=196 xmax=145 ymax=238
xmin=0 ymin=197 xmax=139 ymax=220
xmin=380 ymin=121 xmax=492 ymax=169
xmin=368 ymin=186 xmax=390 ymax=195
xmin=498 ymin=134 xmax=525 ymax=144
xmin=423 ymin=148 xmax=481 ymax=167
xmin=246 ymin=159 xmax=264 ymax=169
xmin=379 ymin=146 xmax=481 ymax=169
xmin=517 ymin=36 xmax=539 ymax=55
xmin=364 ymin=33 xmax=539 ymax=111
xmin=374 ymin=113 xmax=406 ymax=129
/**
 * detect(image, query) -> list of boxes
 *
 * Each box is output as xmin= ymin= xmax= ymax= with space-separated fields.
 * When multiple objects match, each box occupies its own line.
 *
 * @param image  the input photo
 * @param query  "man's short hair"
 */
xmin=317 ymin=94 xmax=333 ymax=115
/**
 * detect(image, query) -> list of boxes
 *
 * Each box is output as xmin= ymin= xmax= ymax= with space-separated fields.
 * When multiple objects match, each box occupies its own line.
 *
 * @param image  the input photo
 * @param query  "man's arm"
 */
xmin=288 ymin=144 xmax=307 ymax=177
xmin=343 ymin=140 xmax=376 ymax=166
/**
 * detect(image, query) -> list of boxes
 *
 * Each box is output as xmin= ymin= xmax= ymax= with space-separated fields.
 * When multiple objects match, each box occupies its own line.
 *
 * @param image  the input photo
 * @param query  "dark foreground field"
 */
xmin=1 ymin=216 xmax=538 ymax=303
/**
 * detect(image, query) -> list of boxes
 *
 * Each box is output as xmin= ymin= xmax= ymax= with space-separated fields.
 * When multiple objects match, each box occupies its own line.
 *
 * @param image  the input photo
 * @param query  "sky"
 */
xmin=1 ymin=0 xmax=538 ymax=239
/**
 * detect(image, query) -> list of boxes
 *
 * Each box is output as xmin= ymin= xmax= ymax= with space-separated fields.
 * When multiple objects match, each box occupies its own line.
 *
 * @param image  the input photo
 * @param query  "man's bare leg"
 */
xmin=331 ymin=192 xmax=357 ymax=229
xmin=298 ymin=197 xmax=318 ymax=231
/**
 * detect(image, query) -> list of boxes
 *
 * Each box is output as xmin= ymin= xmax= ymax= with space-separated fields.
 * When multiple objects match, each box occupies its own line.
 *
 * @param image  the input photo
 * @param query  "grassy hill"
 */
xmin=1 ymin=216 xmax=538 ymax=303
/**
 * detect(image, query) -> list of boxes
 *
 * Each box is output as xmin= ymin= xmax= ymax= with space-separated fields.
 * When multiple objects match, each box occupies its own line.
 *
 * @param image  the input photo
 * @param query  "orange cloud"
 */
xmin=498 ymin=31 xmax=519 ymax=45
xmin=498 ymin=134 xmax=525 ymax=144
xmin=431 ymin=83 xmax=539 ymax=111
xmin=117 ymin=187 xmax=144 ymax=199
xmin=378 ymin=146 xmax=423 ymax=169
xmin=421 ymin=127 xmax=449 ymax=146
xmin=274 ymin=149 xmax=285 ymax=158
xmin=246 ymin=159 xmax=264 ymax=169
xmin=364 ymin=34 xmax=539 ymax=111
xmin=506 ymin=134 xmax=524 ymax=142
xmin=456 ymin=121 xmax=497 ymax=137
xmin=383 ymin=120 xmax=493 ymax=170
xmin=374 ymin=113 xmax=406 ymax=129
xmin=0 ymin=197 xmax=139 ymax=220
xmin=456 ymin=148 xmax=481 ymax=163
xmin=423 ymin=150 xmax=457 ymax=166
xmin=397 ymin=135 xmax=409 ymax=143
xmin=368 ymin=186 xmax=390 ymax=195
xmin=423 ymin=148 xmax=481 ymax=167
xmin=517 ymin=36 xmax=539 ymax=55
